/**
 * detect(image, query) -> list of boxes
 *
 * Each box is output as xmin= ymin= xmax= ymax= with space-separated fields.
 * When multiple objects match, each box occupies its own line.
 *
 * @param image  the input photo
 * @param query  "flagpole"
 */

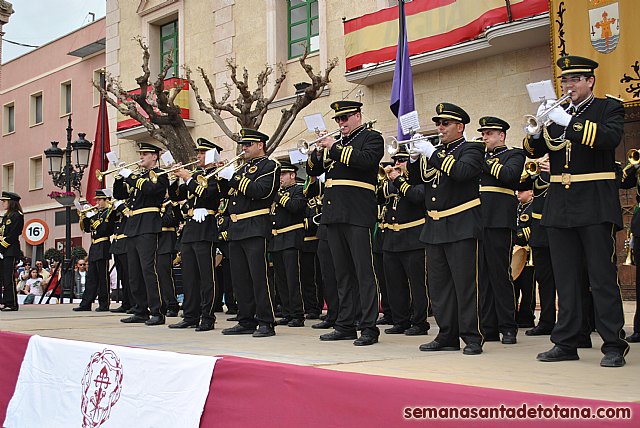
xmin=100 ymin=70 xmax=106 ymax=173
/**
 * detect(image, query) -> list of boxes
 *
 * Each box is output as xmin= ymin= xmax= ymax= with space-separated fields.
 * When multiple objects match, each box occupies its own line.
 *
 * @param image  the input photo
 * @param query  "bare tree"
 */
xmin=93 ymin=37 xmax=195 ymax=164
xmin=186 ymin=48 xmax=338 ymax=156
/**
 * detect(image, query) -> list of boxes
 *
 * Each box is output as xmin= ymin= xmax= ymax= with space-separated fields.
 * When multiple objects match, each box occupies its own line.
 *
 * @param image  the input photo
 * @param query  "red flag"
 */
xmin=85 ymin=96 xmax=111 ymax=206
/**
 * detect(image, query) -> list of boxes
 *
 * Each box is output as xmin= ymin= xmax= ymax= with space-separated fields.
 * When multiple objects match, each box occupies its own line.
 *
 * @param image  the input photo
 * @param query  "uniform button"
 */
xmin=432 ymin=184 xmax=437 ymax=188
xmin=431 ymin=197 xmax=436 ymax=202
xmin=327 ymin=201 xmax=331 ymax=205
xmin=391 ymin=217 xmax=396 ymax=221
xmin=232 ymin=201 xmax=236 ymax=205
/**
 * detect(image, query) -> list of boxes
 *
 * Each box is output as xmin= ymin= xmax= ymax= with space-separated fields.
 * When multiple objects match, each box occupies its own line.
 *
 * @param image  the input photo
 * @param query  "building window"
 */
xmin=29 ymin=156 xmax=44 ymax=190
xmin=160 ymin=20 xmax=179 ymax=78
xmin=61 ymin=81 xmax=72 ymax=116
xmin=2 ymin=163 xmax=14 ymax=192
xmin=2 ymin=102 xmax=15 ymax=135
xmin=288 ymin=0 xmax=319 ymax=59
xmin=30 ymin=91 xmax=43 ymax=126
xmin=93 ymin=69 xmax=105 ymax=106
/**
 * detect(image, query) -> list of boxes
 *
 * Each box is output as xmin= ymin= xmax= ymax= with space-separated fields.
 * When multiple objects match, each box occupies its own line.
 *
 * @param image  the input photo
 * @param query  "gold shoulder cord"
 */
xmin=542 ymin=127 xmax=571 ymax=169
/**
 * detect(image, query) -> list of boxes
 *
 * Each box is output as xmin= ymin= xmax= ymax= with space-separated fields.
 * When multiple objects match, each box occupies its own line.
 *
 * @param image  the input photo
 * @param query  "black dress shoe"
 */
xmin=405 ymin=325 xmax=429 ymax=336
xmin=463 ymin=343 xmax=483 ymax=355
xmin=600 ymin=352 xmax=625 ymax=367
xmin=225 ymin=308 xmax=238 ymax=315
xmin=276 ymin=318 xmax=292 ymax=326
xmin=253 ymin=325 xmax=275 ymax=337
xmin=1 ymin=306 xmax=18 ymax=312
xmin=222 ymin=324 xmax=256 ymax=335
xmin=226 ymin=316 xmax=238 ymax=322
xmin=95 ymin=307 xmax=110 ymax=312
xmin=354 ymin=334 xmax=378 ymax=346
xmin=72 ymin=306 xmax=91 ymax=312
xmin=319 ymin=314 xmax=327 ymax=321
xmin=121 ymin=315 xmax=149 ymax=323
xmin=126 ymin=308 xmax=136 ymax=314
xmin=166 ymin=309 xmax=179 ymax=317
xmin=536 ymin=346 xmax=579 ymax=362
xmin=375 ymin=316 xmax=393 ymax=326
xmin=311 ymin=320 xmax=334 ymax=329
xmin=145 ymin=315 xmax=165 ymax=326
xmin=320 ymin=330 xmax=357 ymax=341
xmin=501 ymin=331 xmax=517 ymax=345
xmin=419 ymin=340 xmax=460 ymax=352
xmin=384 ymin=325 xmax=409 ymax=334
xmin=525 ymin=325 xmax=553 ymax=336
xmin=287 ymin=318 xmax=305 ymax=327
xmin=110 ymin=306 xmax=128 ymax=313
xmin=626 ymin=332 xmax=640 ymax=343
xmin=195 ymin=322 xmax=215 ymax=332
xmin=168 ymin=320 xmax=199 ymax=329
xmin=306 ymin=313 xmax=320 ymax=320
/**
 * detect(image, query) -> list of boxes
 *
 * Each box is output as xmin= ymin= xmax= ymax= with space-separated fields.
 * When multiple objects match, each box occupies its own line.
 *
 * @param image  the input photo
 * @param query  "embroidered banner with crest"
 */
xmin=549 ymin=0 xmax=640 ymax=106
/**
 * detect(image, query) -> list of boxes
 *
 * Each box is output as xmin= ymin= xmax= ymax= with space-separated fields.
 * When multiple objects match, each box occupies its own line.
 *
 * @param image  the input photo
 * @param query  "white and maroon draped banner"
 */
xmin=4 ymin=335 xmax=217 ymax=428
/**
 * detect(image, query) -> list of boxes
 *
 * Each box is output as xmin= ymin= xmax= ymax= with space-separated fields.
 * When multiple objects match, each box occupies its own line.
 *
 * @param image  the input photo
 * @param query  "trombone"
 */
xmin=149 ymin=160 xmax=200 ymax=184
xmin=523 ymin=90 xmax=573 ymax=135
xmin=297 ymin=128 xmax=342 ymax=155
xmin=196 ymin=153 xmax=246 ymax=186
xmin=96 ymin=161 xmax=141 ymax=182
xmin=385 ymin=134 xmax=440 ymax=157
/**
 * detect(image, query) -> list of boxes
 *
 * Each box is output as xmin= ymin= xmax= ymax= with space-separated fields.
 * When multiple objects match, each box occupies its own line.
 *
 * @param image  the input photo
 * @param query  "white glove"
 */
xmin=218 ymin=164 xmax=235 ymax=181
xmin=547 ymin=106 xmax=572 ymax=127
xmin=113 ymin=200 xmax=123 ymax=209
xmin=82 ymin=204 xmax=91 ymax=210
xmin=0 ymin=253 xmax=4 ymax=260
xmin=118 ymin=168 xmax=133 ymax=178
xmin=85 ymin=210 xmax=97 ymax=219
xmin=192 ymin=208 xmax=208 ymax=223
xmin=536 ymin=102 xmax=550 ymax=117
xmin=412 ymin=140 xmax=436 ymax=158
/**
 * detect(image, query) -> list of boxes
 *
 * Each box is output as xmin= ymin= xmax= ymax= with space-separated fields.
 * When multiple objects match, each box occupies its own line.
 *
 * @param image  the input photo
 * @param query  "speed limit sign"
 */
xmin=22 ymin=218 xmax=49 ymax=246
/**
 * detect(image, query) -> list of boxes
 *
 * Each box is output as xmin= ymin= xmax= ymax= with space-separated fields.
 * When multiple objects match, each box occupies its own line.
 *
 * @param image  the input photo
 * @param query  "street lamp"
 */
xmin=44 ymin=115 xmax=92 ymax=303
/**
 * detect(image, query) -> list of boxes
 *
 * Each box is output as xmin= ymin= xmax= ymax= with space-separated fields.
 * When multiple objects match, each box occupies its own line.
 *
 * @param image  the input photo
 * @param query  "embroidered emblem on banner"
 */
xmin=81 ymin=349 xmax=124 ymax=428
xmin=589 ymin=1 xmax=620 ymax=54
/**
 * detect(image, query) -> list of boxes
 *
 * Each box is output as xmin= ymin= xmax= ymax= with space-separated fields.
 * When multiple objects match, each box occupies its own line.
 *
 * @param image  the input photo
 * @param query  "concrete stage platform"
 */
xmin=1 ymin=302 xmax=638 ymax=403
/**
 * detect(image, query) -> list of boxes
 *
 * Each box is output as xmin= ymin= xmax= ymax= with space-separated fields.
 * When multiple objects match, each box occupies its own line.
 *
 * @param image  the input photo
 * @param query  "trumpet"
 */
xmin=378 ymin=164 xmax=406 ymax=180
xmin=523 ymin=90 xmax=573 ymax=135
xmin=624 ymin=230 xmax=634 ymax=266
xmin=385 ymin=134 xmax=440 ymax=157
xmin=297 ymin=128 xmax=343 ymax=155
xmin=524 ymin=160 xmax=540 ymax=176
xmin=627 ymin=149 xmax=640 ymax=165
xmin=77 ymin=203 xmax=98 ymax=214
xmin=149 ymin=160 xmax=200 ymax=184
xmin=196 ymin=153 xmax=246 ymax=186
xmin=96 ymin=161 xmax=141 ymax=182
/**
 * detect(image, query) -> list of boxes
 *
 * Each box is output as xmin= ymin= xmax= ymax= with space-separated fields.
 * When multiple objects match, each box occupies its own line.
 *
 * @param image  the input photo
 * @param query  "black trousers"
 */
xmin=633 ymin=240 xmax=640 ymax=334
xmin=128 ymin=234 xmax=164 ymax=317
xmin=272 ymin=248 xmax=305 ymax=320
xmin=317 ymin=239 xmax=338 ymax=323
xmin=157 ymin=252 xmax=179 ymax=312
xmin=547 ymin=224 xmax=628 ymax=355
xmin=514 ymin=265 xmax=536 ymax=327
xmin=229 ymin=236 xmax=275 ymax=328
xmin=300 ymin=251 xmax=322 ymax=316
xmin=181 ymin=241 xmax=216 ymax=323
xmin=531 ymin=246 xmax=556 ymax=329
xmin=217 ymin=242 xmax=237 ymax=311
xmin=80 ymin=258 xmax=109 ymax=309
xmin=1 ymin=256 xmax=17 ymax=309
xmin=327 ymin=224 xmax=379 ymax=337
xmin=375 ymin=251 xmax=392 ymax=320
xmin=114 ymin=253 xmax=132 ymax=309
xmin=479 ymin=228 xmax=517 ymax=336
xmin=426 ymin=239 xmax=483 ymax=346
xmin=383 ymin=248 xmax=429 ymax=328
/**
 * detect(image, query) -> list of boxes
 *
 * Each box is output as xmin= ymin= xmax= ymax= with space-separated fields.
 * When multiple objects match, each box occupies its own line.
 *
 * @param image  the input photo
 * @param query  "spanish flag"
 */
xmin=344 ymin=0 xmax=548 ymax=73
xmin=550 ymin=0 xmax=640 ymax=106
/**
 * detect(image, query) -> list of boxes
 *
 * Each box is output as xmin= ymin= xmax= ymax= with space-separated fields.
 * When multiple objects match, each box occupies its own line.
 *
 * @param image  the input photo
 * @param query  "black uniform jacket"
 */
xmin=524 ymin=96 xmax=624 ymax=230
xmin=380 ymin=179 xmax=426 ymax=252
xmin=169 ymin=167 xmax=220 ymax=244
xmin=159 ymin=200 xmax=180 ymax=255
xmin=520 ymin=173 xmax=551 ymax=248
xmin=219 ymin=155 xmax=280 ymax=241
xmin=113 ymin=167 xmax=169 ymax=236
xmin=306 ymin=124 xmax=384 ymax=228
xmin=514 ymin=198 xmax=533 ymax=247
xmin=0 ymin=210 xmax=24 ymax=258
xmin=270 ymin=183 xmax=306 ymax=252
xmin=81 ymin=207 xmax=114 ymax=262
xmin=406 ymin=137 xmax=484 ymax=244
xmin=620 ymin=165 xmax=640 ymax=235
xmin=110 ymin=202 xmax=130 ymax=256
xmin=480 ymin=146 xmax=525 ymax=230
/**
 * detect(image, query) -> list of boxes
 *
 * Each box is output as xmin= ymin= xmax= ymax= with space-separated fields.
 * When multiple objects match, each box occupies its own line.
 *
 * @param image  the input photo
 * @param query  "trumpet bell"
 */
xmin=627 ymin=149 xmax=640 ymax=165
xmin=297 ymin=140 xmax=312 ymax=155
xmin=524 ymin=161 xmax=540 ymax=176
xmin=523 ymin=114 xmax=542 ymax=136
xmin=386 ymin=137 xmax=399 ymax=156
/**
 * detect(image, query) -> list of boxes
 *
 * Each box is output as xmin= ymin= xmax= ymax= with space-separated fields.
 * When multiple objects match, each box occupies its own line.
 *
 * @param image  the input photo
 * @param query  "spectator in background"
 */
xmin=23 ymin=268 xmax=44 ymax=304
xmin=74 ymin=259 xmax=88 ymax=299
xmin=35 ymin=260 xmax=50 ymax=282
xmin=16 ymin=261 xmax=31 ymax=295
